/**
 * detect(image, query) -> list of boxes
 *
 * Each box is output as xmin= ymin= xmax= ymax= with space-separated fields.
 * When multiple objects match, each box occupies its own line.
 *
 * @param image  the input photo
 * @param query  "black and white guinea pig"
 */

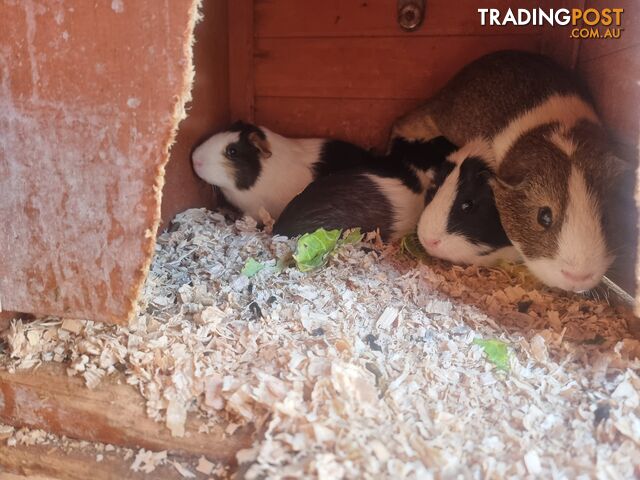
xmin=418 ymin=138 xmax=521 ymax=266
xmin=273 ymin=137 xmax=458 ymax=242
xmin=191 ymin=121 xmax=373 ymax=220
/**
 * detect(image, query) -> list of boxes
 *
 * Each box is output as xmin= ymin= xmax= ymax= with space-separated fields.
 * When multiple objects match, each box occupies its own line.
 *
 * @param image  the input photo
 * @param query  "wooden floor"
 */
xmin=0 ymin=365 xmax=255 ymax=479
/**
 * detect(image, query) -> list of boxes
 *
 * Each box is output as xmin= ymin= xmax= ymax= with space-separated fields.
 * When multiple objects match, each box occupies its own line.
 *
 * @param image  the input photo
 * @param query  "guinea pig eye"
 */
xmin=225 ymin=146 xmax=238 ymax=158
xmin=461 ymin=200 xmax=473 ymax=213
xmin=537 ymin=207 xmax=553 ymax=229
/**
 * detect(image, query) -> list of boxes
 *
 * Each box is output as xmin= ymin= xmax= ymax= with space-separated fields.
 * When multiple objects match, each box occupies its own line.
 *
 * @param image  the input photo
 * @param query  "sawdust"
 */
xmin=1 ymin=208 xmax=639 ymax=478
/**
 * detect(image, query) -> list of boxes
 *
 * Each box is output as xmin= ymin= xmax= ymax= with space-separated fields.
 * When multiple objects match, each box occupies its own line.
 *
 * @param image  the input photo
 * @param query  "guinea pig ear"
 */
xmin=248 ymin=131 xmax=272 ymax=159
xmin=489 ymin=175 xmax=525 ymax=193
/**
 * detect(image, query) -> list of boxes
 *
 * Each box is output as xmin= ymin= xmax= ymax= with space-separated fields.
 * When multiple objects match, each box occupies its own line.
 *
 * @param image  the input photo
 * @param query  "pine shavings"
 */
xmin=2 ymin=208 xmax=639 ymax=479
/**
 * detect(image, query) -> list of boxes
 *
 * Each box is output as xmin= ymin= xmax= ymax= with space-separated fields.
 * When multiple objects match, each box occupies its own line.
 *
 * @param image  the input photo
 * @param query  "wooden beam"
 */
xmin=0 ymin=443 xmax=197 ymax=480
xmin=0 ymin=365 xmax=254 ymax=461
xmin=228 ymin=0 xmax=255 ymax=122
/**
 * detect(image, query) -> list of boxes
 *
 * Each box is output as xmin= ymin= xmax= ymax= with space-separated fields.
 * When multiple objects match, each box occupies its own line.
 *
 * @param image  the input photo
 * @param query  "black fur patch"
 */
xmin=366 ymin=136 xmax=458 ymax=193
xmin=224 ymin=121 xmax=267 ymax=190
xmin=273 ymin=173 xmax=395 ymax=241
xmin=425 ymin=160 xmax=456 ymax=204
xmin=446 ymin=156 xmax=511 ymax=250
xmin=312 ymin=140 xmax=374 ymax=178
xmin=273 ymin=137 xmax=457 ymax=241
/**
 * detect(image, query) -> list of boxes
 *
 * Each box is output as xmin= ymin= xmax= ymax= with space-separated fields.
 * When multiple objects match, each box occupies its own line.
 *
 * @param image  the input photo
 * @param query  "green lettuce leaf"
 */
xmin=241 ymin=258 xmax=265 ymax=277
xmin=293 ymin=228 xmax=342 ymax=272
xmin=473 ymin=338 xmax=510 ymax=372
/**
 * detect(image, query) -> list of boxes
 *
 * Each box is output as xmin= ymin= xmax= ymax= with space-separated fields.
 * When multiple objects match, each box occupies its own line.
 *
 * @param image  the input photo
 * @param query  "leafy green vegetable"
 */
xmin=293 ymin=228 xmax=341 ymax=272
xmin=473 ymin=338 xmax=510 ymax=372
xmin=241 ymin=258 xmax=265 ymax=277
xmin=340 ymin=228 xmax=363 ymax=245
xmin=400 ymin=232 xmax=430 ymax=262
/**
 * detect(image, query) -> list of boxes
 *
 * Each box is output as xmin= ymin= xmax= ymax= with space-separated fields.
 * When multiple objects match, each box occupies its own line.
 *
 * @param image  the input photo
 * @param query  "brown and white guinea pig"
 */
xmin=391 ymin=50 xmax=630 ymax=292
xmin=273 ymin=136 xmax=458 ymax=242
xmin=191 ymin=121 xmax=374 ymax=220
xmin=417 ymin=138 xmax=520 ymax=266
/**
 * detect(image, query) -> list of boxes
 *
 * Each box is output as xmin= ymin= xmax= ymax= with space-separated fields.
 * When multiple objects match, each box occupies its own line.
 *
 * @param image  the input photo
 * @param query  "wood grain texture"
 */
xmin=0 ymin=1 xmax=200 ymax=324
xmin=577 ymin=0 xmax=639 ymax=62
xmin=229 ymin=0 xmax=255 ymax=121
xmin=255 ymin=96 xmax=421 ymax=150
xmin=254 ymin=35 xmax=542 ymax=99
xmin=255 ymin=0 xmax=541 ymax=37
xmin=540 ymin=0 xmax=585 ymax=68
xmin=578 ymin=46 xmax=640 ymax=143
xmin=161 ymin=0 xmax=229 ymax=228
xmin=0 ymin=364 xmax=254 ymax=460
xmin=0 ymin=443 xmax=194 ymax=480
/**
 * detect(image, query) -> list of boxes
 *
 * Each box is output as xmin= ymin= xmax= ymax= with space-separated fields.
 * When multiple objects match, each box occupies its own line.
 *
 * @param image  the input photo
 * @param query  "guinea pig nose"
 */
xmin=425 ymin=239 xmax=441 ymax=249
xmin=561 ymin=269 xmax=593 ymax=283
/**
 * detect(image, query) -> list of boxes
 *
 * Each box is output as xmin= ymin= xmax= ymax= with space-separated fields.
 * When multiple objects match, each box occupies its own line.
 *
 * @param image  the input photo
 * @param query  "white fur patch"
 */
xmin=524 ymin=166 xmax=612 ymax=292
xmin=418 ymin=163 xmax=459 ymax=245
xmin=192 ymin=131 xmax=241 ymax=190
xmin=193 ymin=127 xmax=324 ymax=220
xmin=365 ymin=175 xmax=425 ymax=240
xmin=492 ymin=94 xmax=599 ymax=165
xmin=447 ymin=137 xmax=495 ymax=167
xmin=416 ymin=140 xmax=517 ymax=266
xmin=548 ymin=127 xmax=578 ymax=157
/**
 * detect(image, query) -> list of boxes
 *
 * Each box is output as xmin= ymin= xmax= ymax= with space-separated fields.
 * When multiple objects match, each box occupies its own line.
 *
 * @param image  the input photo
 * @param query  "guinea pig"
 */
xmin=273 ymin=136 xmax=458 ymax=241
xmin=191 ymin=121 xmax=374 ymax=220
xmin=417 ymin=138 xmax=521 ymax=266
xmin=390 ymin=50 xmax=630 ymax=292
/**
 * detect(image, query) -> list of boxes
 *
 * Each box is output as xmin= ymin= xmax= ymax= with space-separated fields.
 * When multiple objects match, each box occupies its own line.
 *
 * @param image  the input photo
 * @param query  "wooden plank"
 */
xmin=255 ymin=0 xmax=541 ymax=37
xmin=577 ymin=46 xmax=640 ymax=143
xmin=0 ymin=1 xmax=199 ymax=324
xmin=0 ymin=443 xmax=195 ymax=480
xmin=254 ymin=35 xmax=542 ymax=99
xmin=577 ymin=0 xmax=639 ymax=62
xmin=0 ymin=364 xmax=254 ymax=461
xmin=228 ymin=0 xmax=255 ymax=121
xmin=255 ymin=96 xmax=421 ymax=150
xmin=161 ymin=0 xmax=229 ymax=227
xmin=540 ymin=0 xmax=584 ymax=68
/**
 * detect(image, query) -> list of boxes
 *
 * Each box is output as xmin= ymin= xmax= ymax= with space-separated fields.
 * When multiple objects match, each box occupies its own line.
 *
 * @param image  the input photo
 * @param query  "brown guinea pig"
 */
xmin=391 ymin=50 xmax=630 ymax=293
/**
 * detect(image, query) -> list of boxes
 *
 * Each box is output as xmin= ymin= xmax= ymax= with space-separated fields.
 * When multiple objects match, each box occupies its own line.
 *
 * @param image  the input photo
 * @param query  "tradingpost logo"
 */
xmin=478 ymin=8 xmax=624 ymax=39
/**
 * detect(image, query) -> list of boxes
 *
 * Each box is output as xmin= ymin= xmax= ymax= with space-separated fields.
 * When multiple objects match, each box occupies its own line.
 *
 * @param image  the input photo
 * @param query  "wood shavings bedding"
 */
xmin=2 ymin=208 xmax=640 ymax=479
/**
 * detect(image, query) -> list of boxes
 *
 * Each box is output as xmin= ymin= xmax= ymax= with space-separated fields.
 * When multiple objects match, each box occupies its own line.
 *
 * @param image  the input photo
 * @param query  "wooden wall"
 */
xmin=160 ymin=0 xmax=229 ymax=226
xmin=229 ymin=0 xmax=543 ymax=150
xmin=0 ymin=0 xmax=200 ymax=324
xmin=573 ymin=0 xmax=640 ymax=296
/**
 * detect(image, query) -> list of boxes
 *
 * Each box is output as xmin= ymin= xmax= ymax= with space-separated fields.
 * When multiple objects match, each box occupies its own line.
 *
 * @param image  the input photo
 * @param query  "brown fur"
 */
xmin=492 ymin=126 xmax=570 ymax=259
xmin=391 ymin=51 xmax=630 ymax=281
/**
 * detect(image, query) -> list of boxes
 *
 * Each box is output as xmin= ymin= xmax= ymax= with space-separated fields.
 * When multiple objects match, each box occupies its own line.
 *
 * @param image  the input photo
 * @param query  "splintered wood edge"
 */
xmin=123 ymin=0 xmax=203 ymax=326
xmin=0 ymin=443 xmax=191 ymax=480
xmin=0 ymin=364 xmax=255 ymax=462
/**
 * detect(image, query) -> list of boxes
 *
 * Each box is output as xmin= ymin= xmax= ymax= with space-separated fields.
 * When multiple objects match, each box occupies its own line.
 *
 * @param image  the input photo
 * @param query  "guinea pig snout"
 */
xmin=423 ymin=238 xmax=441 ymax=249
xmin=561 ymin=269 xmax=594 ymax=283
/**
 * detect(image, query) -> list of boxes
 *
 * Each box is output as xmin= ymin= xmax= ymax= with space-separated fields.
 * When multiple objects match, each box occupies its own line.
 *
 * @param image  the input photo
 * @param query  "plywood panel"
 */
xmin=0 ymin=444 xmax=194 ymax=480
xmin=0 ymin=364 xmax=254 ymax=460
xmin=578 ymin=46 xmax=640 ymax=143
xmin=255 ymin=96 xmax=420 ymax=150
xmin=577 ymin=0 xmax=639 ymax=62
xmin=161 ymin=0 xmax=228 ymax=227
xmin=255 ymin=0 xmax=540 ymax=37
xmin=540 ymin=0 xmax=584 ymax=68
xmin=254 ymin=35 xmax=542 ymax=99
xmin=229 ymin=0 xmax=255 ymax=121
xmin=0 ymin=1 xmax=199 ymax=324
